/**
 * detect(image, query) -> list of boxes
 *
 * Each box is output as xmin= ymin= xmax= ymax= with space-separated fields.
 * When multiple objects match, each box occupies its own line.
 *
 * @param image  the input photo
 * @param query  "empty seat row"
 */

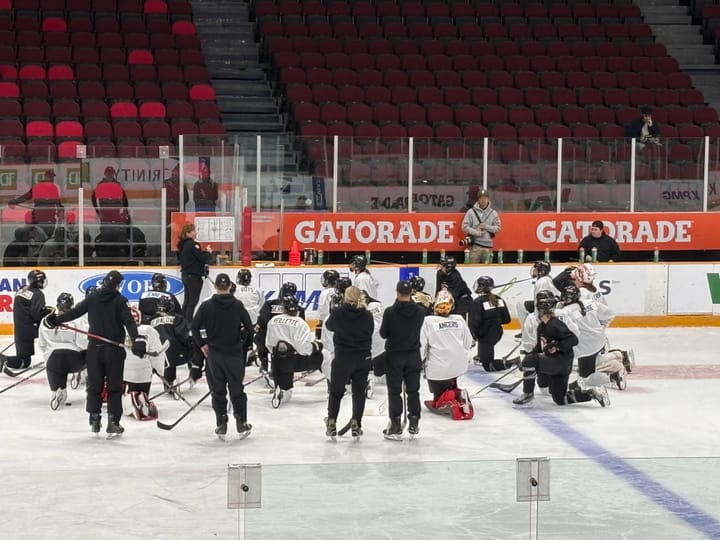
xmin=266 ymin=34 xmax=668 ymax=58
xmin=0 ymin=80 xmax=215 ymax=100
xmin=0 ymin=45 xmax=205 ymax=64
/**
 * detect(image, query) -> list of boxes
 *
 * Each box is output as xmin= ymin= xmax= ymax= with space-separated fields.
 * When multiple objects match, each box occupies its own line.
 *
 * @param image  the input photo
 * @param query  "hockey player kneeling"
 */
xmin=265 ymin=296 xmax=323 ymax=408
xmin=420 ymin=290 xmax=475 ymax=420
xmin=123 ymin=308 xmax=168 ymax=421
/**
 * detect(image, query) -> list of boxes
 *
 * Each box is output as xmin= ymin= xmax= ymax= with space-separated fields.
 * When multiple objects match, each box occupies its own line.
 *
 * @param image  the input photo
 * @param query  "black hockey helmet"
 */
xmin=349 ymin=254 xmax=367 ymax=272
xmin=335 ymin=276 xmax=352 ymax=296
xmin=85 ymin=285 xmax=97 ymax=298
xmin=532 ymin=260 xmax=551 ymax=278
xmin=561 ymin=284 xmax=581 ymax=305
xmin=440 ymin=256 xmax=457 ymax=271
xmin=229 ymin=282 xmax=237 ymax=295
xmin=281 ymin=295 xmax=300 ymax=316
xmin=280 ymin=282 xmax=297 ymax=297
xmin=474 ymin=275 xmax=495 ymax=294
xmin=56 ymin=292 xmax=74 ymax=313
xmin=103 ymin=270 xmax=124 ymax=289
xmin=321 ymin=269 xmax=340 ymax=288
xmin=236 ymin=269 xmax=252 ymax=286
xmin=156 ymin=295 xmax=175 ymax=315
xmin=409 ymin=275 xmax=425 ymax=292
xmin=151 ymin=273 xmax=167 ymax=292
xmin=535 ymin=290 xmax=558 ymax=314
xmin=28 ymin=269 xmax=47 ymax=289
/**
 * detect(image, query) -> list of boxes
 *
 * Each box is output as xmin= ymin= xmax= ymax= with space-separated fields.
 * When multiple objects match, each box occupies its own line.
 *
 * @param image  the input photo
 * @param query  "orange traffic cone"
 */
xmin=289 ymin=240 xmax=301 ymax=266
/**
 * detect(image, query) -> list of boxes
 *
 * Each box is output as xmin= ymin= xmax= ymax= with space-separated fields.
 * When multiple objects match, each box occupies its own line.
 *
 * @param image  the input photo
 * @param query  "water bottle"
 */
xmin=497 ymin=249 xmax=504 ymax=264
xmin=464 ymin=248 xmax=471 ymax=263
xmin=653 ymin=247 xmax=659 ymax=262
xmin=544 ymin=248 xmax=550 ymax=262
xmin=422 ymin=249 xmax=428 ymax=264
xmin=591 ymin=246 xmax=597 ymax=263
xmin=440 ymin=249 xmax=446 ymax=261
xmin=578 ymin=247 xmax=585 ymax=262
xmin=318 ymin=250 xmax=324 ymax=265
xmin=517 ymin=249 xmax=524 ymax=264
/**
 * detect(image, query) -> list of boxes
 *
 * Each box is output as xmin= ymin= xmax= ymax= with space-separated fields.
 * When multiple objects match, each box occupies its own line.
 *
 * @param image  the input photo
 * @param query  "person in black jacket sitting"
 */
xmin=625 ymin=106 xmax=661 ymax=151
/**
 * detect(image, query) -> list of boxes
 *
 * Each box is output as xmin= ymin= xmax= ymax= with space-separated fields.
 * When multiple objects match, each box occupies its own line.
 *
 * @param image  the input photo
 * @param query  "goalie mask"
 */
xmin=572 ymin=263 xmax=596 ymax=284
xmin=433 ymin=290 xmax=454 ymax=316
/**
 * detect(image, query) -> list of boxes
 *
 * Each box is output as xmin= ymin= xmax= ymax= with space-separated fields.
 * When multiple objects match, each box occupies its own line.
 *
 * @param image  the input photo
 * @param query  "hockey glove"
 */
xmin=43 ymin=313 xmax=59 ymax=329
xmin=312 ymin=341 xmax=323 ymax=355
xmin=543 ymin=340 xmax=559 ymax=355
xmin=131 ymin=337 xmax=147 ymax=357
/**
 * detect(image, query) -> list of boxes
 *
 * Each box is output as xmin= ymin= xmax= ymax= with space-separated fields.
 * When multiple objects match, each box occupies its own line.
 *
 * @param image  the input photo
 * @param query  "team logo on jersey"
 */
xmin=79 ymin=272 xmax=184 ymax=301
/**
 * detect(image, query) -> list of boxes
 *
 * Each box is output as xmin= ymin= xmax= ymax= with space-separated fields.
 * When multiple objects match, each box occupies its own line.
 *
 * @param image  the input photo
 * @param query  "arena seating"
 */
xmin=254 ymin=0 xmax=720 ymax=187
xmin=0 ymin=0 xmax=224 ymax=163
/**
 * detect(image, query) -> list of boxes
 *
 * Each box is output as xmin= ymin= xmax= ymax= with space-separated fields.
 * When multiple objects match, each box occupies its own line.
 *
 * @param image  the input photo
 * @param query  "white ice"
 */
xmin=1 ymin=327 xmax=720 ymax=540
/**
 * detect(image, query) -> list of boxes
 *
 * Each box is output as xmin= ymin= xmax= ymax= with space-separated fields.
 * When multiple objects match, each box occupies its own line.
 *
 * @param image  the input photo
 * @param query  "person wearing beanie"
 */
xmin=190 ymin=273 xmax=254 ymax=440
xmin=460 ymin=188 xmax=501 ymax=264
xmin=578 ymin=220 xmax=620 ymax=262
xmin=379 ymin=280 xmax=426 ymax=440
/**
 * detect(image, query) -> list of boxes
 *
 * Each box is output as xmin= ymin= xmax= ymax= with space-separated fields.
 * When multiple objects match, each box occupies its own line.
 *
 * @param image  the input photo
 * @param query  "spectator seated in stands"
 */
xmin=625 ymin=106 xmax=661 ymax=151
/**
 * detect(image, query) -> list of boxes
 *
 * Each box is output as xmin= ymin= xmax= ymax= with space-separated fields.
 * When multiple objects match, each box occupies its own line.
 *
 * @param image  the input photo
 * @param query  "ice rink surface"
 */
xmin=1 ymin=327 xmax=720 ymax=540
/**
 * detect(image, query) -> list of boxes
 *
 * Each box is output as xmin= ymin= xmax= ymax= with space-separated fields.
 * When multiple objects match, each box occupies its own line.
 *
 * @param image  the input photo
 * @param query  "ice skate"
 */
xmin=365 ymin=378 xmax=374 ymax=399
xmin=236 ymin=418 xmax=252 ymax=441
xmin=622 ymin=349 xmax=635 ymax=373
xmin=513 ymin=392 xmax=535 ymax=406
xmin=215 ymin=414 xmax=229 ymax=441
xmin=407 ymin=415 xmax=419 ymax=439
xmin=325 ymin=417 xmax=337 ymax=441
xmin=106 ymin=415 xmax=124 ymax=439
xmin=50 ymin=388 xmax=67 ymax=411
xmin=261 ymin=367 xmax=274 ymax=389
xmin=89 ymin=413 xmax=102 ymax=437
xmin=271 ymin=387 xmax=291 ymax=408
xmin=610 ymin=369 xmax=627 ymax=391
xmin=538 ymin=386 xmax=550 ymax=396
xmin=472 ymin=355 xmax=482 ymax=366
xmin=0 ymin=354 xmax=6 ymax=373
xmin=69 ymin=370 xmax=84 ymax=390
xmin=383 ymin=417 xmax=403 ymax=441
xmin=350 ymin=419 xmax=363 ymax=440
xmin=588 ymin=386 xmax=610 ymax=407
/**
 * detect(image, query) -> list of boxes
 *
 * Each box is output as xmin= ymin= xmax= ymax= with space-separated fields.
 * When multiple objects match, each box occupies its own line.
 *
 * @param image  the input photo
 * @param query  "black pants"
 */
xmin=182 ymin=273 xmax=203 ymax=321
xmin=271 ymin=350 xmax=323 ymax=390
xmin=521 ymin=353 xmax=591 ymax=406
xmin=47 ymin=349 xmax=85 ymax=391
xmin=163 ymin=348 xmax=189 ymax=383
xmin=205 ymin=349 xmax=248 ymax=424
xmin=327 ymin=350 xmax=371 ymax=423
xmin=477 ymin=335 xmax=508 ymax=371
xmin=578 ymin=352 xmax=600 ymax=378
xmin=4 ymin=339 xmax=35 ymax=369
xmin=86 ymin=341 xmax=125 ymax=419
xmin=126 ymin=381 xmax=151 ymax=393
xmin=428 ymin=378 xmax=457 ymax=401
xmin=385 ymin=350 xmax=422 ymax=418
xmin=253 ymin=330 xmax=269 ymax=371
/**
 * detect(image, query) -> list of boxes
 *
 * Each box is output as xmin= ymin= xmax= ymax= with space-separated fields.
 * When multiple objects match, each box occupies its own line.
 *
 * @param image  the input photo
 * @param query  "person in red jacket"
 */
xmin=9 ymin=169 xmax=63 ymax=236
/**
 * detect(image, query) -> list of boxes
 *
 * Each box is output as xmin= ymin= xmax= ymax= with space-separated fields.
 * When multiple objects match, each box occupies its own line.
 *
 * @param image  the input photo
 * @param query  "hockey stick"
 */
xmin=492 ymin=277 xmax=533 ymax=296
xmin=491 ymin=378 xmax=523 ymax=393
xmin=156 ymin=390 xmax=211 ymax=430
xmin=4 ymin=362 xmax=45 ymax=378
xmin=58 ymin=324 xmax=166 ymax=357
xmin=471 ymin=365 xmax=519 ymax=396
xmin=152 ymin=370 xmax=194 ymax=408
xmin=1 ymin=341 xmax=15 ymax=355
xmin=149 ymin=373 xmax=194 ymax=400
xmin=0 ymin=365 xmax=46 ymax=394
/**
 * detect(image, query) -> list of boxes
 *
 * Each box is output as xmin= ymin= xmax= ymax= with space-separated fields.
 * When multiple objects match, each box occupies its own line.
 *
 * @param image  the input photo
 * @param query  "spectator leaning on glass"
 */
xmin=460 ymin=189 xmax=502 ymax=264
xmin=579 ymin=220 xmax=620 ymax=262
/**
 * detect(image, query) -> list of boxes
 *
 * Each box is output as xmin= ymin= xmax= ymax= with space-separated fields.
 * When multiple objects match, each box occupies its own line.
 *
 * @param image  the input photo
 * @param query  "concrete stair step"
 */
xmin=644 ymin=14 xmax=692 ymax=24
xmin=635 ymin=0 xmax=686 ymax=6
xmin=216 ymin=100 xmax=278 ymax=114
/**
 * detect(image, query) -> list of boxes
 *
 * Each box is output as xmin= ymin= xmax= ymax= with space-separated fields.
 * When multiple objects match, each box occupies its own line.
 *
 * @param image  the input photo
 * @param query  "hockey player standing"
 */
xmin=468 ymin=276 xmax=512 ymax=371
xmin=349 ymin=254 xmax=379 ymax=299
xmin=379 ymin=280 xmax=426 ymax=440
xmin=265 ymin=295 xmax=323 ymax=408
xmin=190 ymin=273 xmax=254 ymax=440
xmin=513 ymin=291 xmax=607 ymax=407
xmin=47 ymin=270 xmax=146 ymax=437
xmin=1 ymin=269 xmax=52 ymax=374
xmin=316 ymin=269 xmax=340 ymax=338
xmin=123 ymin=308 xmax=167 ymax=420
xmin=324 ymin=286 xmax=374 ymax=439
xmin=234 ymin=269 xmax=265 ymax=325
xmin=38 ymin=293 xmax=88 ymax=410
xmin=420 ymin=291 xmax=475 ymax=419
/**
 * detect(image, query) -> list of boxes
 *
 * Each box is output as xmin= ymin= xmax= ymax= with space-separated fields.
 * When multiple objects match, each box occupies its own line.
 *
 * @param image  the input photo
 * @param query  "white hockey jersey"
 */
xmin=534 ymin=275 xmax=560 ymax=298
xmin=123 ymin=324 xmax=167 ymax=384
xmin=558 ymin=290 xmax=614 ymax=358
xmin=265 ymin=314 xmax=316 ymax=356
xmin=353 ymin=271 xmax=379 ymax=299
xmin=420 ymin=314 xmax=474 ymax=381
xmin=366 ymin=298 xmax=386 ymax=359
xmin=317 ymin=287 xmax=336 ymax=322
xmin=235 ymin=285 xmax=265 ymax=324
xmin=37 ymin=315 xmax=88 ymax=362
xmin=523 ymin=310 xmax=580 ymax=353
